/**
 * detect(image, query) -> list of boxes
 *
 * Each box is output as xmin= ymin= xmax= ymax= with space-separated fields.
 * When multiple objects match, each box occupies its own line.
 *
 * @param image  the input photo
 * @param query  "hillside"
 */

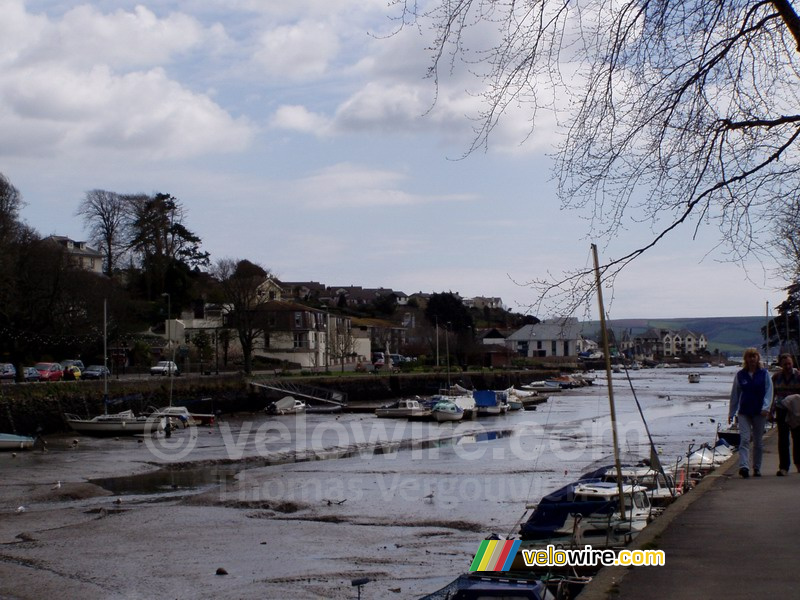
xmin=580 ymin=316 xmax=766 ymax=356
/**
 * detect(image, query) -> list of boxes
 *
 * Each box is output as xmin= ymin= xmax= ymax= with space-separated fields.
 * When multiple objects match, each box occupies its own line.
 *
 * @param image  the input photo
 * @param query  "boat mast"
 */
xmin=103 ymin=298 xmax=108 ymax=415
xmin=591 ymin=244 xmax=626 ymax=519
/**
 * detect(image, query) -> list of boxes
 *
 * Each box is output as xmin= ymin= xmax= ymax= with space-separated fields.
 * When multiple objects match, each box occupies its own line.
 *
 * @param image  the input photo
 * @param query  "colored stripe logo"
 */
xmin=469 ymin=539 xmax=521 ymax=571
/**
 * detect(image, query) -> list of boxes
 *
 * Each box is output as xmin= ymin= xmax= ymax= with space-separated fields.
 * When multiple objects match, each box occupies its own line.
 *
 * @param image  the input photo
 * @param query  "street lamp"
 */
xmin=445 ymin=321 xmax=451 ymax=388
xmin=161 ymin=292 xmax=175 ymax=408
xmin=161 ymin=293 xmax=171 ymax=345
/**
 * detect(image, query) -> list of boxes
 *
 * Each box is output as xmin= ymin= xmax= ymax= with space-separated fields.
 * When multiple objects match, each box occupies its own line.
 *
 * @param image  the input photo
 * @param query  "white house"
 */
xmin=506 ymin=318 xmax=581 ymax=358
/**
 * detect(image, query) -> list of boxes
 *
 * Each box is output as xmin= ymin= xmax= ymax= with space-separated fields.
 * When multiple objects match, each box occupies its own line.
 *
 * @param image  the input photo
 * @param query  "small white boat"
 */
xmin=688 ymin=372 xmax=701 ymax=383
xmin=431 ymin=400 xmax=464 ymax=422
xmin=266 ymin=395 xmax=306 ymax=415
xmin=149 ymin=405 xmax=216 ymax=427
xmin=0 ymin=433 xmax=35 ymax=450
xmin=65 ymin=410 xmax=160 ymax=437
xmin=375 ymin=398 xmax=431 ymax=419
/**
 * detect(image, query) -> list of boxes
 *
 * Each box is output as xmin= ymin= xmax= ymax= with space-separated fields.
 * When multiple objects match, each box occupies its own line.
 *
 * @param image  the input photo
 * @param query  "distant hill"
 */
xmin=580 ymin=317 xmax=765 ymax=356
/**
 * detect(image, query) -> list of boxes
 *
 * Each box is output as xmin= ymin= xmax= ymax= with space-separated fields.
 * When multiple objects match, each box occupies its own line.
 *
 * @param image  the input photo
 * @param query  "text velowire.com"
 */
xmin=522 ymin=545 xmax=665 ymax=567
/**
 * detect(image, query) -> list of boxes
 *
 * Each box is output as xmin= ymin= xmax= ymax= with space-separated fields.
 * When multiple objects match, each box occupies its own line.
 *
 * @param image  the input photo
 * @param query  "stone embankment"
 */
xmin=0 ymin=369 xmax=558 ymax=435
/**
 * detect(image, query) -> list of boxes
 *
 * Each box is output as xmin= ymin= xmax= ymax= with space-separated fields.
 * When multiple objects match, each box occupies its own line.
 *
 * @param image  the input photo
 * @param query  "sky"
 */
xmin=0 ymin=0 xmax=790 ymax=320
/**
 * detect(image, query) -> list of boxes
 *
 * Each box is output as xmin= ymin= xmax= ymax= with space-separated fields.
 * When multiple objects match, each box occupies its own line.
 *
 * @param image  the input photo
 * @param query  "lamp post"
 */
xmin=161 ymin=292 xmax=174 ymax=408
xmin=445 ymin=321 xmax=451 ymax=388
xmin=161 ymin=293 xmax=171 ymax=345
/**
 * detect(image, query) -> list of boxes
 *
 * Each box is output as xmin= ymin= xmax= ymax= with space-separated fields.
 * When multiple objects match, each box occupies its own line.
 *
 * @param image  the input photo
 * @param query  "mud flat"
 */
xmin=0 ymin=367 xmax=737 ymax=598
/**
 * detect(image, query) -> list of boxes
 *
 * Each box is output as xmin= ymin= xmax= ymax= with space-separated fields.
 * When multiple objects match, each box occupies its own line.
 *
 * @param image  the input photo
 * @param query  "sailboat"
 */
xmin=65 ymin=300 xmax=162 ymax=437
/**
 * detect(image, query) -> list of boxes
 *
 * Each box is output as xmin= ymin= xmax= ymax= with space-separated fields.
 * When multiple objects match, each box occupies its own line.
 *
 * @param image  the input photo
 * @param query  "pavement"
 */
xmin=580 ymin=428 xmax=800 ymax=600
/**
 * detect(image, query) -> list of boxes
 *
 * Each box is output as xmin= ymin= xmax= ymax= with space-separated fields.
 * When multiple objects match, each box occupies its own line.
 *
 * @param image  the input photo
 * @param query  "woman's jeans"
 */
xmin=738 ymin=413 xmax=766 ymax=472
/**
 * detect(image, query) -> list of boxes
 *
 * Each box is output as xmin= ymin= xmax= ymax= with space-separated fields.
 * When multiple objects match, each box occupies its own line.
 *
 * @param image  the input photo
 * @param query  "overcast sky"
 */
xmin=1 ymin=1 xmax=788 ymax=320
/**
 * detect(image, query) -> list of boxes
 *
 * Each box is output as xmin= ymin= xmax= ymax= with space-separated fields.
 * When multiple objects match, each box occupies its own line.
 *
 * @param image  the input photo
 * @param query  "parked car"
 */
xmin=150 ymin=361 xmax=180 ymax=376
xmin=0 ymin=363 xmax=16 ymax=382
xmin=81 ymin=365 xmax=111 ymax=380
xmin=63 ymin=365 xmax=82 ymax=380
xmin=35 ymin=362 xmax=64 ymax=382
xmin=22 ymin=367 xmax=41 ymax=382
xmin=61 ymin=359 xmax=85 ymax=371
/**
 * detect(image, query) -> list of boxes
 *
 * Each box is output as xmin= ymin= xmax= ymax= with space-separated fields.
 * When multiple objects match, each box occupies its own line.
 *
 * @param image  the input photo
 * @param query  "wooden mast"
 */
xmin=591 ymin=244 xmax=627 ymax=519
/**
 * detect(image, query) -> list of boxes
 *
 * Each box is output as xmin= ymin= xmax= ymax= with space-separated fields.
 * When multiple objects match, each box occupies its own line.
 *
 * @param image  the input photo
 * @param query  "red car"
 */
xmin=35 ymin=362 xmax=64 ymax=382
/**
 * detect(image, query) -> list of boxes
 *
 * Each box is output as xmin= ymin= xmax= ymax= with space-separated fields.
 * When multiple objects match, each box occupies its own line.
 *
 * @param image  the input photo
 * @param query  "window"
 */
xmin=293 ymin=333 xmax=305 ymax=348
xmin=551 ymin=340 xmax=557 ymax=355
xmin=294 ymin=312 xmax=302 ymax=328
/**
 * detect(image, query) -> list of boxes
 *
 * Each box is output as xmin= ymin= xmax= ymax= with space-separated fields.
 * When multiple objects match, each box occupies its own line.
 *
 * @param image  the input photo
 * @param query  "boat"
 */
xmin=375 ymin=398 xmax=431 ymax=419
xmin=518 ymin=479 xmax=651 ymax=547
xmin=0 ymin=433 xmax=35 ymax=450
xmin=507 ymin=398 xmax=524 ymax=411
xmin=305 ymin=403 xmax=344 ymax=414
xmin=421 ymin=572 xmax=555 ymax=600
xmin=65 ymin=409 xmax=161 ymax=437
xmin=716 ymin=421 xmax=740 ymax=446
xmin=580 ymin=463 xmax=679 ymax=508
xmin=149 ymin=405 xmax=215 ymax=427
xmin=432 ymin=400 xmax=464 ymax=422
xmin=474 ymin=390 xmax=505 ymax=416
xmin=266 ymin=395 xmax=306 ymax=415
xmin=688 ymin=372 xmax=701 ymax=383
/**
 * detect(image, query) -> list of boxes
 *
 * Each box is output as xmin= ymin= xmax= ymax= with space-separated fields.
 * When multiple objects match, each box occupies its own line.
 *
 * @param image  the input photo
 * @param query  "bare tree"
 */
xmin=215 ymin=259 xmax=272 ymax=375
xmin=394 ymin=0 xmax=800 ymax=312
xmin=330 ymin=316 xmax=357 ymax=373
xmin=76 ymin=189 xmax=127 ymax=276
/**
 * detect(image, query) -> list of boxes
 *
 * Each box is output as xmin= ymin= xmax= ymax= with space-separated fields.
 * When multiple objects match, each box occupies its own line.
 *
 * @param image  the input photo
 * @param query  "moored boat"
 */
xmin=65 ymin=410 xmax=160 ymax=437
xmin=0 ymin=432 xmax=35 ymax=450
xmin=375 ymin=398 xmax=431 ymax=419
xmin=149 ymin=405 xmax=216 ymax=427
xmin=266 ymin=395 xmax=306 ymax=415
xmin=518 ymin=479 xmax=652 ymax=548
xmin=431 ymin=400 xmax=464 ymax=422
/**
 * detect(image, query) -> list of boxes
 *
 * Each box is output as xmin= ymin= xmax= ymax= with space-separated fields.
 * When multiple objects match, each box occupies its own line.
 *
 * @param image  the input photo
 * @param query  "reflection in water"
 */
xmin=91 ymin=465 xmax=239 ymax=495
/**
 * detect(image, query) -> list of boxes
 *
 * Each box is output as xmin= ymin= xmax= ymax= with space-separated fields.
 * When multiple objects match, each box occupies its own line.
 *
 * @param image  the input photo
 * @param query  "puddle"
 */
xmin=91 ymin=465 xmax=239 ymax=496
xmin=90 ymin=428 xmax=517 ymax=496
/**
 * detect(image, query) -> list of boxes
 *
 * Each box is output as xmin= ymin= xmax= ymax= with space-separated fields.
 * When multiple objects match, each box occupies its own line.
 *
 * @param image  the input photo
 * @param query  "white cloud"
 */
xmin=0 ymin=2 xmax=251 ymax=159
xmin=253 ymin=21 xmax=340 ymax=80
xmin=293 ymin=163 xmax=476 ymax=209
xmin=270 ymin=105 xmax=331 ymax=135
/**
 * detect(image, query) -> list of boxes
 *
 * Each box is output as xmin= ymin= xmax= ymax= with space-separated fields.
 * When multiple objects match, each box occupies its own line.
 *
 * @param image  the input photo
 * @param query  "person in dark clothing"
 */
xmin=729 ymin=348 xmax=773 ymax=478
xmin=769 ymin=353 xmax=800 ymax=476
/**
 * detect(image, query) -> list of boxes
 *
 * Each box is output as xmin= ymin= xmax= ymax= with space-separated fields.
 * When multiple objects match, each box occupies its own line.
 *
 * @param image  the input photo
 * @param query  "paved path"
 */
xmin=580 ymin=429 xmax=800 ymax=600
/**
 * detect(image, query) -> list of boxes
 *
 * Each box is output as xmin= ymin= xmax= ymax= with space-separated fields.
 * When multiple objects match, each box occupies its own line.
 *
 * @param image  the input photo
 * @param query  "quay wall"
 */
xmin=0 ymin=369 xmax=558 ymax=435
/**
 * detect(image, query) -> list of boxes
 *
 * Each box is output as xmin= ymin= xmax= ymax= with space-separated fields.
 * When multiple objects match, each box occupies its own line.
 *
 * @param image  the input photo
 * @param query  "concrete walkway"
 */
xmin=580 ymin=429 xmax=800 ymax=600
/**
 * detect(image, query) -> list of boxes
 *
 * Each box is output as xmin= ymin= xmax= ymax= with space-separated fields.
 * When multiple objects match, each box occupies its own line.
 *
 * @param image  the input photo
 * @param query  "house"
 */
xmin=351 ymin=317 xmax=405 ymax=357
xmin=252 ymin=301 xmax=362 ymax=370
xmin=48 ymin=236 xmax=104 ymax=274
xmin=507 ymin=318 xmax=581 ymax=358
xmin=465 ymin=296 xmax=505 ymax=310
xmin=477 ymin=328 xmax=508 ymax=346
xmin=627 ymin=327 xmax=708 ymax=358
xmin=280 ymin=281 xmax=327 ymax=302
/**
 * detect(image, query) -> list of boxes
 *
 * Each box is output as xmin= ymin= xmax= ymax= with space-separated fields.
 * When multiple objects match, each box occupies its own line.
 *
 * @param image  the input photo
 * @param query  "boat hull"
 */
xmin=66 ymin=414 xmax=159 ymax=437
xmin=0 ymin=433 xmax=35 ymax=450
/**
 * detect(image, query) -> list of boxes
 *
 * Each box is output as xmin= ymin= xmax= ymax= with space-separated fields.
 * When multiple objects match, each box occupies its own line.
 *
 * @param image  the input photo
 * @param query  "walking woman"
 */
xmin=729 ymin=348 xmax=773 ymax=478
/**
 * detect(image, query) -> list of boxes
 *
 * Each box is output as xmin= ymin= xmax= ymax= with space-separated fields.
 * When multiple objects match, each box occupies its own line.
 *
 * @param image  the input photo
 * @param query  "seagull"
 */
xmin=424 ymin=491 xmax=435 ymax=502
xmin=16 ymin=506 xmax=25 ymax=514
xmin=51 ymin=481 xmax=62 ymax=490
xmin=113 ymin=498 xmax=122 ymax=505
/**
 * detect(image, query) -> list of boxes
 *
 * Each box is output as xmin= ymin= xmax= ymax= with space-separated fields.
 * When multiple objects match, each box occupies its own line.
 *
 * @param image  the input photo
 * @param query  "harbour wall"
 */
xmin=0 ymin=369 xmax=558 ymax=435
